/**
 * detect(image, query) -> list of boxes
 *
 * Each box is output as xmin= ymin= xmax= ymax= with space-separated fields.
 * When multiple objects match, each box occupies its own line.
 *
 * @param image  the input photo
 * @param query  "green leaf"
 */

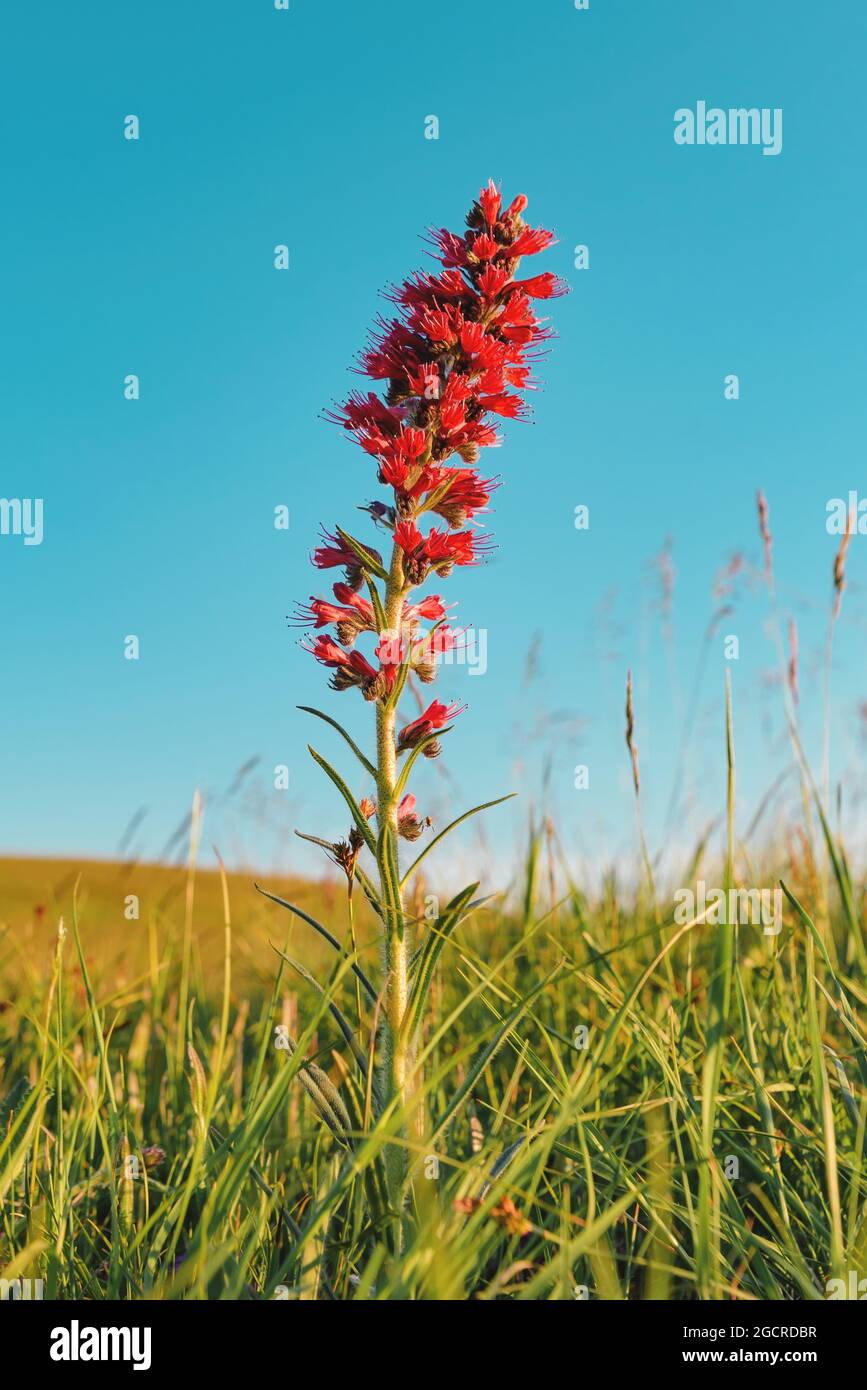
xmin=254 ymin=884 xmax=378 ymax=1004
xmin=400 ymin=794 xmax=515 ymax=888
xmin=782 ymin=880 xmax=867 ymax=1086
xmin=307 ymin=745 xmax=377 ymax=853
xmin=334 ymin=526 xmax=389 ymax=582
xmin=270 ymin=944 xmax=373 ymax=1089
xmin=295 ymin=1057 xmax=353 ymax=1145
xmin=325 ymin=1065 xmax=390 ymax=1222
xmin=481 ymin=1138 xmax=527 ymax=1197
xmin=0 ymin=1077 xmax=44 ymax=1201
xmin=297 ymin=706 xmax=376 ymax=779
xmin=365 ymin=578 xmax=388 ymax=634
xmin=432 ymin=963 xmax=562 ymax=1141
xmin=403 ymin=883 xmax=480 ymax=1041
xmin=393 ymin=729 xmax=451 ymax=801
xmin=780 ymin=881 xmax=836 ymax=975
xmin=0 ymin=1077 xmax=34 ymax=1135
xmin=376 ymin=819 xmax=404 ymax=938
xmin=419 ymin=476 xmax=457 ymax=515
xmin=355 ymin=865 xmax=384 ymax=919
xmin=794 ymin=764 xmax=866 ymax=969
xmin=824 ymin=1044 xmax=861 ymax=1130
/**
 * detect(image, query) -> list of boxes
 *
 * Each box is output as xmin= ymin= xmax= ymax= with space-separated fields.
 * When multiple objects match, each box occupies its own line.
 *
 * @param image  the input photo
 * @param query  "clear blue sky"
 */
xmin=3 ymin=1 xmax=867 ymax=882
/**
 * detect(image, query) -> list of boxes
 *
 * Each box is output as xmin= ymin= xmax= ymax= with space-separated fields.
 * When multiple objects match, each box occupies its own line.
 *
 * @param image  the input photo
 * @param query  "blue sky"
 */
xmin=2 ymin=1 xmax=867 ymax=883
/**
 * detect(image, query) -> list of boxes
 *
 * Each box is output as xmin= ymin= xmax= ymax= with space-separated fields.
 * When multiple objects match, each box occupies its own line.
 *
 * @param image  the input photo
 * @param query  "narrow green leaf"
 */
xmin=270 ymin=944 xmax=372 ymax=1086
xmin=403 ymin=884 xmax=479 ymax=1041
xmin=433 ymin=963 xmax=562 ymax=1140
xmin=334 ymin=526 xmax=388 ymax=582
xmin=365 ymin=578 xmax=388 ymax=634
xmin=400 ymin=794 xmax=515 ymax=888
xmin=308 ymin=745 xmax=377 ymax=853
xmin=254 ymin=883 xmax=378 ymax=1004
xmin=297 ymin=705 xmax=376 ymax=779
xmin=394 ymin=729 xmax=451 ymax=801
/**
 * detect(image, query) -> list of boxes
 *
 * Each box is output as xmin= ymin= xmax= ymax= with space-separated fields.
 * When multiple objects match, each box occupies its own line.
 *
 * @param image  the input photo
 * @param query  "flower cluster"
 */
xmin=294 ymin=182 xmax=564 ymax=736
xmin=287 ymin=184 xmax=564 ymax=1157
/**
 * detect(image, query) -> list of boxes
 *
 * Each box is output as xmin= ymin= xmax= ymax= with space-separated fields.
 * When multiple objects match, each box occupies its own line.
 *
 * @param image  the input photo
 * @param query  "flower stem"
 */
xmin=376 ymin=542 xmax=409 ymax=1196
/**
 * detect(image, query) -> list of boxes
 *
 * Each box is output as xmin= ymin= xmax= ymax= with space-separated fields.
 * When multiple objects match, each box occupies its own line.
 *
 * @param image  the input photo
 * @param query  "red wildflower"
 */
xmin=290 ymin=185 xmax=562 ymax=1147
xmin=396 ymin=793 xmax=425 ymax=841
xmin=312 ymin=528 xmax=383 ymax=591
xmin=393 ymin=520 xmax=492 ymax=582
xmin=426 ymin=226 xmax=472 ymax=269
xmin=470 ymin=232 xmax=499 ymax=262
xmin=291 ymin=584 xmax=375 ymax=645
xmin=404 ymin=594 xmax=451 ymax=624
xmin=510 ymin=272 xmax=569 ymax=299
xmin=325 ymin=182 xmax=564 ymax=522
xmin=502 ymin=226 xmax=556 ymax=259
xmin=407 ymin=362 xmax=441 ymax=399
xmin=477 ymin=264 xmax=510 ymax=298
xmin=478 ymin=179 xmax=501 ymax=227
xmin=299 ymin=186 xmax=561 ymax=729
xmin=428 ymin=470 xmax=496 ymax=528
xmin=324 ymin=391 xmax=403 ymax=435
xmin=410 ymin=626 xmax=465 ymax=682
xmin=453 ymin=1194 xmax=532 ymax=1236
xmin=302 ymin=634 xmax=393 ymax=701
xmin=478 ymin=392 xmax=528 ymax=420
xmin=459 ymin=322 xmax=486 ymax=356
xmin=397 ymin=699 xmax=466 ymax=754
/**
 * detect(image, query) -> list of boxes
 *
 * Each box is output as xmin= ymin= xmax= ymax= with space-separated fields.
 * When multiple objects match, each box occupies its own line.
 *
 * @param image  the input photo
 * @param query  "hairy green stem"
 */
xmin=376 ymin=542 xmax=409 ymax=1195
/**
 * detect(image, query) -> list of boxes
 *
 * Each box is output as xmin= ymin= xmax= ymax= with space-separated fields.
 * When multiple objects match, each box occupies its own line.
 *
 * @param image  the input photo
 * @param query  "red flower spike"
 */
xmin=296 ymin=186 xmax=562 ymax=907
xmin=280 ymin=189 xmax=563 ymax=1130
xmin=326 ymin=183 xmax=564 ymax=516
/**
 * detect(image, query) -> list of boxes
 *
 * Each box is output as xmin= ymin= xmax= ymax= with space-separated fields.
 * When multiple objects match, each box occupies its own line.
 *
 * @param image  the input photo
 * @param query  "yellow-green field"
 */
xmin=0 ymin=855 xmax=343 ymax=1001
xmin=2 ymin=812 xmax=866 ymax=1300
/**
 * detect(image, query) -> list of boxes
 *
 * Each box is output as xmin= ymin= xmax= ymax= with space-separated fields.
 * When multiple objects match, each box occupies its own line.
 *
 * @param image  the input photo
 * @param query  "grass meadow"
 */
xmin=2 ymin=736 xmax=866 ymax=1301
